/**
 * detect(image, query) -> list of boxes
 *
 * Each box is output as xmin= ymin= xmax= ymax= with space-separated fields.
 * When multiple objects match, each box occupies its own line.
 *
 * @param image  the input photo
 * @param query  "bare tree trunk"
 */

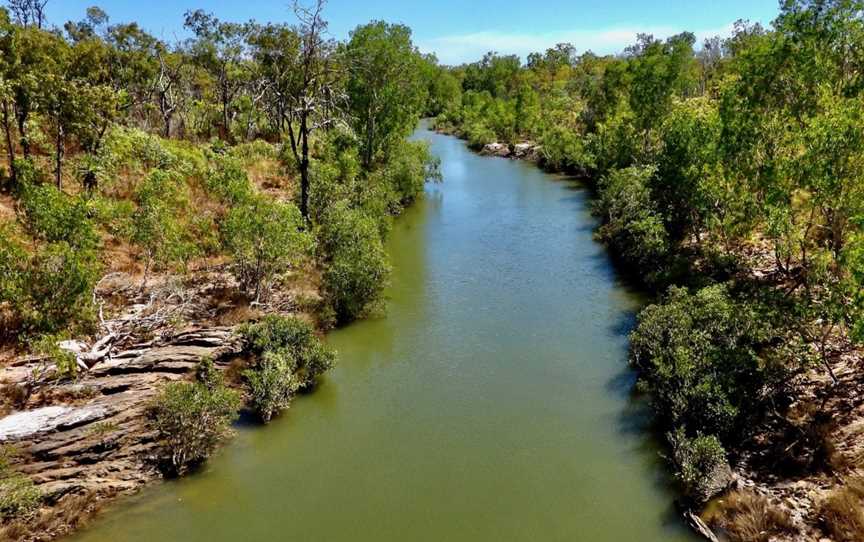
xmin=55 ymin=122 xmax=63 ymax=190
xmin=16 ymin=108 xmax=29 ymax=159
xmin=299 ymin=115 xmax=310 ymax=220
xmin=1 ymin=101 xmax=15 ymax=188
xmin=363 ymin=106 xmax=375 ymax=169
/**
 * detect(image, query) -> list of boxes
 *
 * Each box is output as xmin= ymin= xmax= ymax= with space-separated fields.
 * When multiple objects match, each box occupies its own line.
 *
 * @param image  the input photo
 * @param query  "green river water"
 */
xmin=72 ymin=124 xmax=696 ymax=542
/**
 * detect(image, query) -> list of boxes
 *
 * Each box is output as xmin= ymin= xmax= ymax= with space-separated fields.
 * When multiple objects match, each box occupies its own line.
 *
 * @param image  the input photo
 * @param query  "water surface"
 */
xmin=73 ymin=125 xmax=695 ymax=542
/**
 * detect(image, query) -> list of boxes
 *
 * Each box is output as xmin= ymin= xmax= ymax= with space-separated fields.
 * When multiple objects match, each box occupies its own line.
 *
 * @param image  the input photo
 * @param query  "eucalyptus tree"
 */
xmin=9 ymin=23 xmax=66 ymax=162
xmin=6 ymin=0 xmax=47 ymax=29
xmin=152 ymin=48 xmax=187 ymax=138
xmin=0 ymin=8 xmax=16 ymax=188
xmin=105 ymin=22 xmax=162 ymax=125
xmin=626 ymin=32 xmax=697 ymax=135
xmin=344 ymin=21 xmax=428 ymax=169
xmin=251 ymin=0 xmax=344 ymax=220
xmin=183 ymin=10 xmax=255 ymax=141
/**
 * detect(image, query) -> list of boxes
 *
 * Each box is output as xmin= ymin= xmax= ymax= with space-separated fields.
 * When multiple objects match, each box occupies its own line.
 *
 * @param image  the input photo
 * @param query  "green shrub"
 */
xmin=0 ymin=226 xmax=26 ymax=309
xmin=0 ymin=446 xmax=41 ymax=520
xmin=240 ymin=315 xmax=335 ymax=388
xmin=98 ymin=127 xmax=195 ymax=179
xmin=630 ymin=284 xmax=779 ymax=439
xmin=221 ymin=196 xmax=313 ymax=300
xmin=585 ymin=112 xmax=639 ymax=174
xmin=9 ymin=159 xmax=44 ymax=194
xmin=243 ymin=350 xmax=300 ymax=423
xmin=18 ymin=182 xmax=99 ymax=250
xmin=654 ymin=97 xmax=721 ymax=241
xmin=595 ymin=166 xmax=669 ymax=278
xmin=195 ymin=356 xmax=221 ymax=390
xmin=538 ymin=123 xmax=594 ymax=172
xmin=148 ymin=362 xmax=241 ymax=476
xmin=0 ymin=230 xmax=99 ymax=335
xmin=307 ymin=129 xmax=362 ymax=224
xmin=318 ymin=202 xmax=391 ymax=322
xmin=203 ymin=155 xmax=254 ymax=205
xmin=227 ymin=140 xmax=276 ymax=163
xmin=34 ymin=334 xmax=78 ymax=381
xmin=668 ymin=428 xmax=730 ymax=503
xmin=377 ymin=140 xmax=441 ymax=207
xmin=130 ymin=169 xmax=198 ymax=282
xmin=465 ymin=121 xmax=496 ymax=149
xmin=23 ymin=242 xmax=100 ymax=334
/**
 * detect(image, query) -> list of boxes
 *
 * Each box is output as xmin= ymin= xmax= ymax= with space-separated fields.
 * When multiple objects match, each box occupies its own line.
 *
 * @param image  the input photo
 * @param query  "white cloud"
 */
xmin=418 ymin=23 xmax=737 ymax=65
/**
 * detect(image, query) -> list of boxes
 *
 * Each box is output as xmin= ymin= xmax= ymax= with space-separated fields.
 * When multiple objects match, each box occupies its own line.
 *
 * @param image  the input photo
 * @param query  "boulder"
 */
xmin=512 ymin=142 xmax=537 ymax=159
xmin=481 ymin=142 xmax=511 ymax=157
xmin=0 ymin=405 xmax=109 ymax=441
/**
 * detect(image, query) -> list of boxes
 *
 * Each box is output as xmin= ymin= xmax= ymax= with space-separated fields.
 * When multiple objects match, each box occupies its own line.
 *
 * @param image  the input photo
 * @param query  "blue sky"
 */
xmin=47 ymin=0 xmax=780 ymax=64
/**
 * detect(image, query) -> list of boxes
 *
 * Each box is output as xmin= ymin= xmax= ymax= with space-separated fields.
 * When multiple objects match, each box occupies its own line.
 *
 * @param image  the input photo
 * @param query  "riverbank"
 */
xmin=0 ymin=256 xmax=327 ymax=540
xmin=442 ymin=126 xmax=864 ymax=542
xmin=0 ymin=124 xmax=438 ymax=540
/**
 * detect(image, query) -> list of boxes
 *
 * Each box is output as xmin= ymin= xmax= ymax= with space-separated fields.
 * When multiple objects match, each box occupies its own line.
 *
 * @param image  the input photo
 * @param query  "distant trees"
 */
xmin=6 ymin=0 xmax=46 ymax=29
xmin=183 ymin=10 xmax=253 ymax=142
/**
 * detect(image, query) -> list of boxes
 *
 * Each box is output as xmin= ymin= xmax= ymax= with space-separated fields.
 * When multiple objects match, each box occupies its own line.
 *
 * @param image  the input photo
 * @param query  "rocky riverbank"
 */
xmin=0 ymin=267 xmax=322 ymax=541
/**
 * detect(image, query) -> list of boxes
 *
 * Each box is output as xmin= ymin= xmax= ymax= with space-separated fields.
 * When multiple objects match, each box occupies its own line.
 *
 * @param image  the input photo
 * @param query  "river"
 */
xmin=71 ymin=124 xmax=695 ymax=542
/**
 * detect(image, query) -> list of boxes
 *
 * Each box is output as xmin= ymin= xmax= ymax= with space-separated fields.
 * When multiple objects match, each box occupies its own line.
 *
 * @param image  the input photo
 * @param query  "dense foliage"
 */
xmin=240 ymin=315 xmax=335 ymax=422
xmin=435 ymin=0 xmax=864 ymax=501
xmin=0 ymin=0 xmax=441 ymax=342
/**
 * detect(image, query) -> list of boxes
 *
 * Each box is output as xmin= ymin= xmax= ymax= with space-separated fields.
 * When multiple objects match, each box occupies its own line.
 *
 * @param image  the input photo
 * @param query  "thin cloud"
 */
xmin=419 ymin=23 xmax=737 ymax=65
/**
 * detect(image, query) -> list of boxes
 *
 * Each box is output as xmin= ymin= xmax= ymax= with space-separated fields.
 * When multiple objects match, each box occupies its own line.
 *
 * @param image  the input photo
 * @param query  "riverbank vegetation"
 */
xmin=433 ymin=1 xmax=864 ymax=539
xmin=0 ymin=0 xmax=440 ymax=537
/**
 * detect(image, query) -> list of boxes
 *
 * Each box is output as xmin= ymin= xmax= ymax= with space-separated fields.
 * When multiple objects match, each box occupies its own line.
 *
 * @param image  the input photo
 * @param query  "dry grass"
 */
xmin=0 ymin=491 xmax=99 ymax=542
xmin=709 ymin=491 xmax=795 ymax=542
xmin=820 ymin=477 xmax=864 ymax=542
xmin=0 ymin=379 xmax=30 ymax=413
xmin=214 ymin=305 xmax=258 ymax=327
xmin=247 ymin=158 xmax=292 ymax=192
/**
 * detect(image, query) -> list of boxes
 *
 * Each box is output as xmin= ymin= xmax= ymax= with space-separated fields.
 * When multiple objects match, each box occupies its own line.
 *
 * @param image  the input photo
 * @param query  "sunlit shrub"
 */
xmin=148 ymin=360 xmax=241 ymax=476
xmin=240 ymin=315 xmax=335 ymax=388
xmin=668 ymin=428 xmax=730 ymax=502
xmin=243 ymin=350 xmax=300 ymax=423
xmin=630 ymin=284 xmax=780 ymax=439
xmin=318 ymin=202 xmax=391 ymax=322
xmin=594 ymin=166 xmax=669 ymax=277
xmin=221 ymin=196 xmax=312 ymax=300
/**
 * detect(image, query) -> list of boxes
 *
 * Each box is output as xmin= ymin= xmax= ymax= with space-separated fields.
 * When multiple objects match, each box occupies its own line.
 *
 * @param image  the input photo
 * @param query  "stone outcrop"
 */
xmin=480 ymin=141 xmax=541 ymax=161
xmin=480 ymin=142 xmax=511 ymax=157
xmin=0 ymin=326 xmax=243 ymax=536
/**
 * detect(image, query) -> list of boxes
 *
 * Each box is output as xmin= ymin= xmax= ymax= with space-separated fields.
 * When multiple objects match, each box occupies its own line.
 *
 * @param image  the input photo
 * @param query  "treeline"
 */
xmin=0 ymin=1 xmax=444 ymax=345
xmin=435 ymin=0 xmax=864 ymax=515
